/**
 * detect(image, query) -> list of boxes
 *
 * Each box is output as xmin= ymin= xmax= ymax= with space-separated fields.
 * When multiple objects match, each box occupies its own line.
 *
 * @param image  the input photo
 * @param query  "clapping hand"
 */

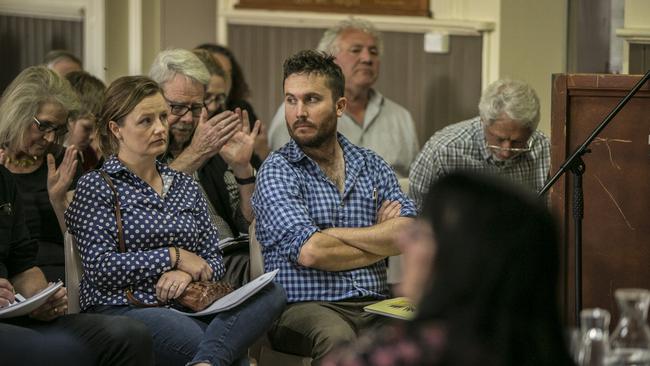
xmin=46 ymin=146 xmax=78 ymax=205
xmin=219 ymin=108 xmax=261 ymax=171
xmin=189 ymin=108 xmax=240 ymax=159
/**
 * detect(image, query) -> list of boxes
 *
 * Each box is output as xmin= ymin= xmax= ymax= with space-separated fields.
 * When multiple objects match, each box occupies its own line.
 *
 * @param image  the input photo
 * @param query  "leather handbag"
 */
xmin=98 ymin=170 xmax=234 ymax=311
xmin=172 ymin=281 xmax=234 ymax=312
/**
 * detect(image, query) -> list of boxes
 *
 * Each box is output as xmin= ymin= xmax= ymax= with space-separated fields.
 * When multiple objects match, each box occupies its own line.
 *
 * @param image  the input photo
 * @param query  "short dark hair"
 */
xmin=282 ymin=50 xmax=345 ymax=100
xmin=192 ymin=48 xmax=226 ymax=79
xmin=196 ymin=43 xmax=250 ymax=102
xmin=98 ymin=76 xmax=161 ymax=155
xmin=66 ymin=70 xmax=106 ymax=120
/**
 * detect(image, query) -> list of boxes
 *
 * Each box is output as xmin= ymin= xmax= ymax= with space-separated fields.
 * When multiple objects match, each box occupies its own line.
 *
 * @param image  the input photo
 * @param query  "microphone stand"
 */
xmin=538 ymin=70 xmax=650 ymax=326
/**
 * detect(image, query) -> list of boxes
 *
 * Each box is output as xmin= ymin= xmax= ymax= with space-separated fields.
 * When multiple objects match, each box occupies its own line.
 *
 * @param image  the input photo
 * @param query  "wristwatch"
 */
xmin=234 ymin=169 xmax=256 ymax=185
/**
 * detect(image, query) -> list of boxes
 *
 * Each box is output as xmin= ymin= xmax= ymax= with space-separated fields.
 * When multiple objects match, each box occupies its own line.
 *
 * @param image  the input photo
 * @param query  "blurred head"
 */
xmin=283 ymin=50 xmax=346 ymax=148
xmin=65 ymin=71 xmax=106 ymax=150
xmin=98 ymin=76 xmax=167 ymax=160
xmin=317 ymin=19 xmax=382 ymax=92
xmin=408 ymin=171 xmax=570 ymax=365
xmin=44 ymin=49 xmax=82 ymax=76
xmin=478 ymin=79 xmax=540 ymax=161
xmin=149 ymin=49 xmax=209 ymax=151
xmin=193 ymin=48 xmax=229 ymax=118
xmin=196 ymin=43 xmax=250 ymax=104
xmin=0 ymin=66 xmax=79 ymax=159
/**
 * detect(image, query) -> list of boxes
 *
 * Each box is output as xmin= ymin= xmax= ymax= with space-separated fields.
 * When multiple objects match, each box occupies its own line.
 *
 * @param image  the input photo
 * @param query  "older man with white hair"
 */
xmin=267 ymin=18 xmax=419 ymax=178
xmin=409 ymin=78 xmax=551 ymax=211
xmin=149 ymin=49 xmax=262 ymax=285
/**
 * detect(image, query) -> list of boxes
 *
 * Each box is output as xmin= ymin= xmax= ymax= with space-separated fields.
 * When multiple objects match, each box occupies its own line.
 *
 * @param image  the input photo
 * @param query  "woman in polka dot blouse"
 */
xmin=65 ymin=75 xmax=285 ymax=366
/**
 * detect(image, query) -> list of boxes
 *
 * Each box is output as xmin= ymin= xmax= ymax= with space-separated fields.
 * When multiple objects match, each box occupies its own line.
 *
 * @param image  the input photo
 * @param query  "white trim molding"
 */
xmin=0 ymin=0 xmax=83 ymax=21
xmin=616 ymin=27 xmax=650 ymax=73
xmin=84 ymin=0 xmax=106 ymax=81
xmin=217 ymin=0 xmax=494 ymax=44
xmin=222 ymin=9 xmax=493 ymax=36
xmin=128 ymin=0 xmax=143 ymax=75
xmin=0 ymin=0 xmax=106 ymax=81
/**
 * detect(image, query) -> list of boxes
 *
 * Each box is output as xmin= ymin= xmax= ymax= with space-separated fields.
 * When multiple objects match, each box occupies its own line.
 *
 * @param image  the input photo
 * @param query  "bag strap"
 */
xmin=98 ymin=170 xmax=158 ymax=308
xmin=98 ymin=170 xmax=125 ymax=252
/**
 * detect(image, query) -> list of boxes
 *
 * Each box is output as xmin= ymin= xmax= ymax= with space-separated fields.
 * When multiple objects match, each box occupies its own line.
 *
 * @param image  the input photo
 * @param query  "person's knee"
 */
xmin=102 ymin=315 xmax=153 ymax=352
xmin=264 ymin=283 xmax=287 ymax=315
xmin=311 ymin=322 xmax=356 ymax=360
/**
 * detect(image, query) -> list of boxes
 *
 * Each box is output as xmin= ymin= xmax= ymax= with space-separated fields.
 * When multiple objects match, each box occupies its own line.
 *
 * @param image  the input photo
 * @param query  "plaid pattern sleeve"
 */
xmin=253 ymin=134 xmax=415 ymax=302
xmin=409 ymin=117 xmax=551 ymax=212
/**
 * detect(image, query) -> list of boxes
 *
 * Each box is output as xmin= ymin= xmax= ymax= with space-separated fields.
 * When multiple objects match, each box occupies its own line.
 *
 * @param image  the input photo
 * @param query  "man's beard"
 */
xmin=168 ymin=125 xmax=194 ymax=153
xmin=287 ymin=115 xmax=337 ymax=149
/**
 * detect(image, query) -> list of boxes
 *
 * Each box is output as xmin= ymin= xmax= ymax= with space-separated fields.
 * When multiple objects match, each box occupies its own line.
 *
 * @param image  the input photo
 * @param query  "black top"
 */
xmin=198 ymin=154 xmax=261 ymax=237
xmin=228 ymin=99 xmax=258 ymax=125
xmin=12 ymin=145 xmax=81 ymax=245
xmin=10 ymin=145 xmax=81 ymax=280
xmin=0 ymin=165 xmax=38 ymax=279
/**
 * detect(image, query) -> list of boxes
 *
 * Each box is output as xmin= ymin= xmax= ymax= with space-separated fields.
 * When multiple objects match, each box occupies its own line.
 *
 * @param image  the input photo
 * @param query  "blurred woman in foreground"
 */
xmin=324 ymin=172 xmax=574 ymax=366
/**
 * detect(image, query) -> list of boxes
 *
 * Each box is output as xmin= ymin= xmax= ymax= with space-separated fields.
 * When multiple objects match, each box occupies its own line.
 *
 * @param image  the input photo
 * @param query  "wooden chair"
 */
xmin=248 ymin=220 xmax=313 ymax=366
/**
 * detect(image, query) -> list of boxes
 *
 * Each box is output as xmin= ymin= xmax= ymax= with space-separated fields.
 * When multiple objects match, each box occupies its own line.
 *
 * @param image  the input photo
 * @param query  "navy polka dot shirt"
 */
xmin=65 ymin=156 xmax=225 ymax=310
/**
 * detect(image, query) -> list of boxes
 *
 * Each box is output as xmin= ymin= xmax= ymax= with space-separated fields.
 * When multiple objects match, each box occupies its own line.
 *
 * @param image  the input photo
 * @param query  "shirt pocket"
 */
xmin=344 ymin=180 xmax=378 ymax=227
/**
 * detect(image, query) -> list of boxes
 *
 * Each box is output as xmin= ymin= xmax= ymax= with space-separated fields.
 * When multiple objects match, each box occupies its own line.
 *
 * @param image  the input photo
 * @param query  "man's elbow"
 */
xmin=297 ymin=246 xmax=319 ymax=268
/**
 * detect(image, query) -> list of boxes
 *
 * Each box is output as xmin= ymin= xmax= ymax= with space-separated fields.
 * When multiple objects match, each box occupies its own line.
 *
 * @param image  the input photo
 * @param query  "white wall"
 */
xmin=432 ymin=0 xmax=567 ymax=135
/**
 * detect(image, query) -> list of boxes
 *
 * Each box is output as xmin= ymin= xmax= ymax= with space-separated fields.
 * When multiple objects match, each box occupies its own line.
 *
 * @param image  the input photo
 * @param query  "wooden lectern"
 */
xmin=551 ymin=74 xmax=650 ymax=325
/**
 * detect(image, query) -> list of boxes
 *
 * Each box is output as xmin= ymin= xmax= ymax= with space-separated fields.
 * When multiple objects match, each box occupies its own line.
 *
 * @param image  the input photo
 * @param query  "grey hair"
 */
xmin=0 ymin=66 xmax=79 ymax=151
xmin=148 ymin=48 xmax=210 ymax=88
xmin=44 ymin=49 xmax=82 ymax=68
xmin=478 ymin=79 xmax=540 ymax=130
xmin=317 ymin=18 xmax=384 ymax=56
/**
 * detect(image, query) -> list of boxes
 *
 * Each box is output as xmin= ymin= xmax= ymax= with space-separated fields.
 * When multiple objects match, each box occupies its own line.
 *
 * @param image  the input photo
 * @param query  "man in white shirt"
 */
xmin=267 ymin=19 xmax=419 ymax=178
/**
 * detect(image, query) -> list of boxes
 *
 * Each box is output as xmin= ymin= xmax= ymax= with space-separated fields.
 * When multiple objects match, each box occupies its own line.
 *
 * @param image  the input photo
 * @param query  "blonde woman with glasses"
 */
xmin=0 ymin=66 xmax=81 ymax=282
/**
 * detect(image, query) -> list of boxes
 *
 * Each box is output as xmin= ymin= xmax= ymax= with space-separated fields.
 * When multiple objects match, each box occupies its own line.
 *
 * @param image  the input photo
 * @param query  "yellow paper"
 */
xmin=363 ymin=297 xmax=416 ymax=320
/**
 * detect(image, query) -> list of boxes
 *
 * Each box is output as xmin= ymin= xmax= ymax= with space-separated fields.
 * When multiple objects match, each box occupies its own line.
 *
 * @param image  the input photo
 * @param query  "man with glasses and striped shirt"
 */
xmin=409 ymin=79 xmax=551 ymax=211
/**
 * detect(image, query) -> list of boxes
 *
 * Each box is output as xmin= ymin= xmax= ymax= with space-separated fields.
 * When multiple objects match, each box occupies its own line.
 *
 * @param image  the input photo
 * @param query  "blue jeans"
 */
xmin=91 ymin=282 xmax=286 ymax=366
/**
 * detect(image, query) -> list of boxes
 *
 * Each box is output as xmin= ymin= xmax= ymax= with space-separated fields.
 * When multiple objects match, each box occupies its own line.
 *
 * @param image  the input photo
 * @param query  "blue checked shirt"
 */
xmin=65 ymin=156 xmax=225 ymax=310
xmin=409 ymin=117 xmax=551 ymax=211
xmin=253 ymin=134 xmax=416 ymax=303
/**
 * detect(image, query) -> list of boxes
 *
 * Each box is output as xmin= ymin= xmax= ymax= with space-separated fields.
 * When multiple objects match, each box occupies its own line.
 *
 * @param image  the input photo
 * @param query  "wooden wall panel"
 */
xmin=0 ymin=14 xmax=82 ymax=92
xmin=550 ymin=74 xmax=650 ymax=325
xmin=228 ymin=24 xmax=482 ymax=146
xmin=629 ymin=43 xmax=650 ymax=75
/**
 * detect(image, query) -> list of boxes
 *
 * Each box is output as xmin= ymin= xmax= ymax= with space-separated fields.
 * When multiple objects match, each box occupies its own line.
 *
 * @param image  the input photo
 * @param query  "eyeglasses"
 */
xmin=485 ymin=140 xmax=533 ymax=154
xmin=32 ymin=116 xmax=68 ymax=137
xmin=163 ymin=96 xmax=204 ymax=118
xmin=204 ymin=93 xmax=227 ymax=107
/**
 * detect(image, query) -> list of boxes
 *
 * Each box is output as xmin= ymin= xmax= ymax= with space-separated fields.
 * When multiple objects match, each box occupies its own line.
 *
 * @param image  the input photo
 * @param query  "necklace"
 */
xmin=6 ymin=155 xmax=38 ymax=168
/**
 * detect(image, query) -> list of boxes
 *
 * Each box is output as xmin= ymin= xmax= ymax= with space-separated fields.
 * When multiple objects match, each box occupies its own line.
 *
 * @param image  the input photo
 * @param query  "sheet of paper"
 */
xmin=0 ymin=281 xmax=64 ymax=319
xmin=172 ymin=269 xmax=279 ymax=317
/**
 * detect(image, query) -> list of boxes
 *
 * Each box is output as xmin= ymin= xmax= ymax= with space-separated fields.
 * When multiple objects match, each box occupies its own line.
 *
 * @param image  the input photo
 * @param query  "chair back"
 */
xmin=64 ymin=232 xmax=83 ymax=314
xmin=248 ymin=220 xmax=265 ymax=280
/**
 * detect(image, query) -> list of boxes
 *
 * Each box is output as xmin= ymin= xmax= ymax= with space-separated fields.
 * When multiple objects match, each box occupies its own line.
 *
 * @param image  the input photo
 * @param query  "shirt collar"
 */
xmin=280 ymin=133 xmax=359 ymax=163
xmin=350 ymin=89 xmax=383 ymax=129
xmin=102 ymin=155 xmax=175 ymax=178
